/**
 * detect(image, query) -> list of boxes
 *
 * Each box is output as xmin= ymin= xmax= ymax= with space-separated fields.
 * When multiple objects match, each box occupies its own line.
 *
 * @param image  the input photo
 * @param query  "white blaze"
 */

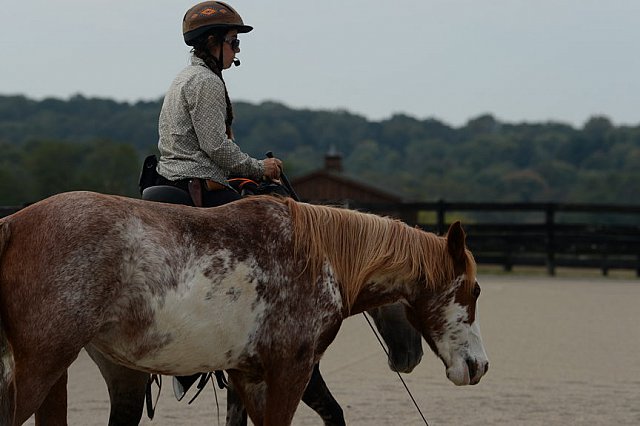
xmin=433 ymin=285 xmax=488 ymax=386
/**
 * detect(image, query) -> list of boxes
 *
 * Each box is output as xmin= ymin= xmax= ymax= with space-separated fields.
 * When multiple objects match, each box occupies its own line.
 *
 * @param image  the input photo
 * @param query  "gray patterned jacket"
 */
xmin=157 ymin=55 xmax=264 ymax=185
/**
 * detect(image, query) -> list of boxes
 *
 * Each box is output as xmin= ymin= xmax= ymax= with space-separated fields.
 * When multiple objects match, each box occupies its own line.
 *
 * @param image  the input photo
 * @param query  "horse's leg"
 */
xmin=3 ymin=292 xmax=99 ymax=423
xmin=227 ymin=363 xmax=345 ymax=426
xmin=225 ymin=381 xmax=248 ymax=426
xmin=262 ymin=362 xmax=315 ymax=426
xmin=301 ymin=363 xmax=346 ymax=426
xmin=85 ymin=345 xmax=148 ymax=426
xmin=12 ymin=358 xmax=74 ymax=426
xmin=34 ymin=370 xmax=67 ymax=426
xmin=226 ymin=371 xmax=268 ymax=426
xmin=0 ymin=349 xmax=15 ymax=426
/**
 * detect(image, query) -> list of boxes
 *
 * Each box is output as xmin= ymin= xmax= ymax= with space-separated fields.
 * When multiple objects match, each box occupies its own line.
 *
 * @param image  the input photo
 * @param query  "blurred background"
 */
xmin=1 ymin=0 xmax=638 ymax=276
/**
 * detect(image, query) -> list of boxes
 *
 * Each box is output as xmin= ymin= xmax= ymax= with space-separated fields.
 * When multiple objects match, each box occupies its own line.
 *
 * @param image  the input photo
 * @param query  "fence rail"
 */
xmin=349 ymin=200 xmax=640 ymax=277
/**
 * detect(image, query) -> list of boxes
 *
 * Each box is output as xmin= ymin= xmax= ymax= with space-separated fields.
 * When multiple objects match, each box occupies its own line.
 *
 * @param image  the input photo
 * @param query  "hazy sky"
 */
xmin=1 ymin=0 xmax=638 ymax=127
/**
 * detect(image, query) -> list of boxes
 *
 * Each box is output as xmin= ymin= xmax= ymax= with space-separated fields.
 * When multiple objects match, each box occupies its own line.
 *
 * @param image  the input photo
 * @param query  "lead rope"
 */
xmin=362 ymin=312 xmax=430 ymax=426
xmin=210 ymin=378 xmax=222 ymax=426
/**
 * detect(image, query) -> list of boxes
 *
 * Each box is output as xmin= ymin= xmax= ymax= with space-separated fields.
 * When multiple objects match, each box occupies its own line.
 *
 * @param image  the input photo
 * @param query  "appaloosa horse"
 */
xmin=0 ymin=191 xmax=488 ymax=425
xmin=90 ymin=182 xmax=424 ymax=426
xmin=85 ymin=300 xmax=422 ymax=426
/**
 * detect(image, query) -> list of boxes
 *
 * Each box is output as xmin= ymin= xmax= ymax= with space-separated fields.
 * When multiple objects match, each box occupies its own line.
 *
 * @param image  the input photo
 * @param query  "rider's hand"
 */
xmin=263 ymin=157 xmax=283 ymax=180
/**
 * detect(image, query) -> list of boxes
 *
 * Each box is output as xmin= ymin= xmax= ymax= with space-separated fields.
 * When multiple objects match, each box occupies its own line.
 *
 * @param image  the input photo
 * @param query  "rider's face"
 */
xmin=220 ymin=29 xmax=239 ymax=69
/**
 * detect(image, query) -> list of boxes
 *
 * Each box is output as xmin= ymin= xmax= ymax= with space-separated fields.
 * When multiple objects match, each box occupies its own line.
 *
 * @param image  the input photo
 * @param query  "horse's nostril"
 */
xmin=484 ymin=362 xmax=489 ymax=374
xmin=466 ymin=359 xmax=477 ymax=380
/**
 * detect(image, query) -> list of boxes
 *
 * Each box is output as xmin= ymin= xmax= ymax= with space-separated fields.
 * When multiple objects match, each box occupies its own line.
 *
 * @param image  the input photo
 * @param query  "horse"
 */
xmin=101 ymin=179 xmax=423 ymax=425
xmin=0 ymin=191 xmax=489 ymax=425
xmin=110 ymin=178 xmax=423 ymax=425
xmin=84 ymin=300 xmax=422 ymax=426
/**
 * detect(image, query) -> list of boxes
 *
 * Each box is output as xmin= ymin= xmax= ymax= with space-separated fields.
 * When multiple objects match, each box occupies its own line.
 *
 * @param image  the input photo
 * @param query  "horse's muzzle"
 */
xmin=388 ymin=350 xmax=423 ymax=373
xmin=467 ymin=358 xmax=489 ymax=385
xmin=446 ymin=357 xmax=489 ymax=386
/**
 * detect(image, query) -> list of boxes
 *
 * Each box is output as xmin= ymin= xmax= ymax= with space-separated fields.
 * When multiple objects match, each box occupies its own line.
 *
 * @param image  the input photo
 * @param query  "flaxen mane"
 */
xmin=282 ymin=198 xmax=476 ymax=308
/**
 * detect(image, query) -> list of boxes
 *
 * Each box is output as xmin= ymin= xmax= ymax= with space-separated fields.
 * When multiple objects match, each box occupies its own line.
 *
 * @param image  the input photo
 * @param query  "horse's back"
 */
xmin=2 ymin=191 xmax=290 ymax=250
xmin=0 ymin=192 xmax=301 ymax=370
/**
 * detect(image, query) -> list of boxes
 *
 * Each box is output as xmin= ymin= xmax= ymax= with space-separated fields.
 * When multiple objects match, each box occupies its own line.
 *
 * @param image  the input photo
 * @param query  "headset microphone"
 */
xmin=233 ymin=58 xmax=241 ymax=66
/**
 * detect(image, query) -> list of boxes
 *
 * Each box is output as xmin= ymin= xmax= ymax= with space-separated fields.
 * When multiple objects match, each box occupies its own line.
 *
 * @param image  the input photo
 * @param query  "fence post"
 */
xmin=601 ymin=245 xmax=609 ymax=276
xmin=437 ymin=199 xmax=446 ymax=236
xmin=397 ymin=204 xmax=418 ymax=226
xmin=545 ymin=203 xmax=556 ymax=276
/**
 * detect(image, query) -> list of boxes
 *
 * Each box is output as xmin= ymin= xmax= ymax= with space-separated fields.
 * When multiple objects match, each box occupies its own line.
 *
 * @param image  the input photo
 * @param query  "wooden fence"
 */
xmin=2 ymin=200 xmax=639 ymax=277
xmin=349 ymin=201 xmax=640 ymax=277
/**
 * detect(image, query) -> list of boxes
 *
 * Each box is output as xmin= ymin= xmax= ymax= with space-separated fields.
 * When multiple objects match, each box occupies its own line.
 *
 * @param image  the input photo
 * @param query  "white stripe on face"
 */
xmin=431 ymin=277 xmax=488 ymax=386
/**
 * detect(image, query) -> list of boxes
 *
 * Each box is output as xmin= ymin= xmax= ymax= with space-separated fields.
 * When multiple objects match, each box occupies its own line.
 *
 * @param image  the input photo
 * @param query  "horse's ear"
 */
xmin=446 ymin=221 xmax=466 ymax=263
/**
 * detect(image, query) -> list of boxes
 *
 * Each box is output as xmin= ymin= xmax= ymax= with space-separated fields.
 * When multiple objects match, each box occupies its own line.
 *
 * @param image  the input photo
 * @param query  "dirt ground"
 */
xmin=25 ymin=273 xmax=640 ymax=425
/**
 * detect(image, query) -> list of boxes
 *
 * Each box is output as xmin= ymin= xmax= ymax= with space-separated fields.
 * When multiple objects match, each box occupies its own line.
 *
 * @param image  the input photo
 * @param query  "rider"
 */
xmin=154 ymin=0 xmax=284 ymax=398
xmin=156 ymin=1 xmax=283 ymax=207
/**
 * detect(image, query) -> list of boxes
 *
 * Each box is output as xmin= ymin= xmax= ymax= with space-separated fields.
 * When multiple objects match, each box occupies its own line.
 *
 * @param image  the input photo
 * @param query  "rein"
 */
xmin=362 ymin=312 xmax=430 ymax=426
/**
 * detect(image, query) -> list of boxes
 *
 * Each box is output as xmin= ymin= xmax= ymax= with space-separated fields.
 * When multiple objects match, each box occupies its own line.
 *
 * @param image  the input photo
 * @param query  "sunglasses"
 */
xmin=224 ymin=37 xmax=240 ymax=50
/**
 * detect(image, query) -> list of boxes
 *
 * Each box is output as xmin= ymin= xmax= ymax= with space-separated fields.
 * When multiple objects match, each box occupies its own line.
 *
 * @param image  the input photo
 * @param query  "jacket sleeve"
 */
xmin=186 ymin=73 xmax=264 ymax=180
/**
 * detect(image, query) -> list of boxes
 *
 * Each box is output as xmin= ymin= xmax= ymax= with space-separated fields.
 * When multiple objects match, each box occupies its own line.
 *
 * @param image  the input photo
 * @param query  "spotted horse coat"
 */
xmin=0 ymin=191 xmax=488 ymax=426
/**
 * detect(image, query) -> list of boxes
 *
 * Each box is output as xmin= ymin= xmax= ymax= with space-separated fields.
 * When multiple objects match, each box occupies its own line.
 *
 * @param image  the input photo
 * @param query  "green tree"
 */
xmin=23 ymin=140 xmax=86 ymax=199
xmin=78 ymin=140 xmax=140 ymax=196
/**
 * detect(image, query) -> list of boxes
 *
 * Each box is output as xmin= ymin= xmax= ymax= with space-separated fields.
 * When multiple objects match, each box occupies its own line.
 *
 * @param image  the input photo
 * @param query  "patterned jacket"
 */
xmin=157 ymin=55 xmax=264 ymax=185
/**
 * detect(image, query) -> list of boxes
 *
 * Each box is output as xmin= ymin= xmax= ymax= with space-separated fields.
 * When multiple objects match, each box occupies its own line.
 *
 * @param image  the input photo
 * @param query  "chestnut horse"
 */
xmin=0 ymin=191 xmax=488 ymax=425
xmin=84 ymin=300 xmax=422 ymax=426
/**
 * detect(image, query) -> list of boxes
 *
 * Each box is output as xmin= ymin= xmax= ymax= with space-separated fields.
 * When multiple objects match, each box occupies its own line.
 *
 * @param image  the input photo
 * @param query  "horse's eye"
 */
xmin=473 ymin=283 xmax=481 ymax=298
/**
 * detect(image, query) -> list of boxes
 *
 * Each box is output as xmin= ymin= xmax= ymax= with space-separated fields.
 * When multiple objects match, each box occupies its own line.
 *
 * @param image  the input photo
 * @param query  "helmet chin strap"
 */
xmin=218 ymin=47 xmax=224 ymax=70
xmin=217 ymin=39 xmax=241 ymax=68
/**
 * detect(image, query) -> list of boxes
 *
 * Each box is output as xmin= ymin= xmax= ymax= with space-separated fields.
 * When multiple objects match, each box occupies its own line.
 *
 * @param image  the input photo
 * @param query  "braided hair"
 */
xmin=192 ymin=31 xmax=235 ymax=139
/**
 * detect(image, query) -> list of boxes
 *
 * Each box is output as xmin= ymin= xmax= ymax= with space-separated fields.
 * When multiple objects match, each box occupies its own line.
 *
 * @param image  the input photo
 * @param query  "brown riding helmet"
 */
xmin=182 ymin=1 xmax=253 ymax=46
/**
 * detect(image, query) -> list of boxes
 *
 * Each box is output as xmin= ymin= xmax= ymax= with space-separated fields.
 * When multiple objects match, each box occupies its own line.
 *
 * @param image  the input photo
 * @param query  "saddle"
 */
xmin=138 ymin=155 xmax=291 ymax=207
xmin=138 ymin=155 xmax=203 ymax=207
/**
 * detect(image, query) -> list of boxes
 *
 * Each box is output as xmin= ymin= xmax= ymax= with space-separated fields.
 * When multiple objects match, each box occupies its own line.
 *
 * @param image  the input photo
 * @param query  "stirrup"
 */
xmin=187 ymin=373 xmax=213 ymax=404
xmin=173 ymin=373 xmax=202 ymax=402
xmin=145 ymin=374 xmax=162 ymax=419
xmin=214 ymin=370 xmax=228 ymax=389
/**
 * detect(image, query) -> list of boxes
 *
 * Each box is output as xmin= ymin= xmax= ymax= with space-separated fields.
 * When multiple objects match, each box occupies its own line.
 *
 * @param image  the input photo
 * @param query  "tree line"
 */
xmin=0 ymin=94 xmax=638 ymax=206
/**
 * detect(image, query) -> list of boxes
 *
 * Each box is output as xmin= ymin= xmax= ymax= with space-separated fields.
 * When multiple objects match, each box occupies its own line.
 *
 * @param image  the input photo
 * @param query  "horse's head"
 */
xmin=406 ymin=221 xmax=489 ymax=386
xmin=368 ymin=303 xmax=423 ymax=373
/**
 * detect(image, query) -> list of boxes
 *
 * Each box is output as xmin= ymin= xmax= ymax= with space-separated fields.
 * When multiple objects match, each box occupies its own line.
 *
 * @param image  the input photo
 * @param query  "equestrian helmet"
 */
xmin=182 ymin=1 xmax=253 ymax=46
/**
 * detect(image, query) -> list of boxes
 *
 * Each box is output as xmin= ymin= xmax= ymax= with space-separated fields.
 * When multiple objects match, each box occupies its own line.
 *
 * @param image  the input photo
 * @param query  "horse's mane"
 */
xmin=281 ymin=198 xmax=476 ymax=309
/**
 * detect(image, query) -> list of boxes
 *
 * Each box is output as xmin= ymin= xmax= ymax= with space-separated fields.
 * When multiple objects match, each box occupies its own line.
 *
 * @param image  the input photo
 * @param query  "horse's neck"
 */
xmin=348 ymin=275 xmax=409 ymax=315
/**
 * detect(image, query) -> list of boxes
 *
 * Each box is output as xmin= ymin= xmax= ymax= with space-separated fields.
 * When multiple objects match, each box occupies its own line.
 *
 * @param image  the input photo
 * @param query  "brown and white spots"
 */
xmin=426 ymin=275 xmax=488 ymax=386
xmin=0 ymin=192 xmax=488 ymax=425
xmin=224 ymin=286 xmax=242 ymax=302
xmin=90 ymin=245 xmax=270 ymax=376
xmin=318 ymin=261 xmax=343 ymax=313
